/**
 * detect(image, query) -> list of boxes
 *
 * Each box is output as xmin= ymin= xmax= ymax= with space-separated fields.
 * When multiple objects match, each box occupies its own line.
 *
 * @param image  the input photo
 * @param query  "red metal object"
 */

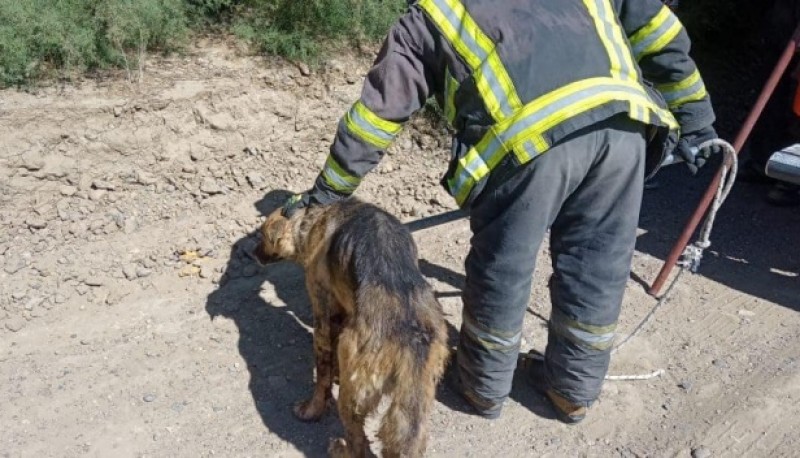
xmin=648 ymin=21 xmax=800 ymax=296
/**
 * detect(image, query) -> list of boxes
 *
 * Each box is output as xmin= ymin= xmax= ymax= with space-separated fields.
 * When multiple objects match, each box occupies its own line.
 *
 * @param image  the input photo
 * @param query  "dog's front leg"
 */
xmin=294 ymin=282 xmax=334 ymax=422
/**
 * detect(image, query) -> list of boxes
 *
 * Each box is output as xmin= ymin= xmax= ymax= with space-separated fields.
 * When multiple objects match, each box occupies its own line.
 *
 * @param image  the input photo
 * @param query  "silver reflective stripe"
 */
xmin=347 ymin=105 xmax=395 ymax=144
xmin=462 ymin=315 xmax=521 ymax=351
xmin=551 ymin=310 xmax=616 ymax=351
xmin=594 ymin=0 xmax=637 ymax=82
xmin=660 ymin=74 xmax=706 ymax=107
xmin=559 ymin=325 xmax=615 ymax=349
xmin=429 ymin=0 xmax=516 ymax=118
xmin=632 ymin=11 xmax=680 ymax=57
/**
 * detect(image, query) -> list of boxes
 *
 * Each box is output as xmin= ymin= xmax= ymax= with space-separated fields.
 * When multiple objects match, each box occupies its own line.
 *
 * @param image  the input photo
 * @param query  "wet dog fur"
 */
xmin=255 ymin=198 xmax=449 ymax=458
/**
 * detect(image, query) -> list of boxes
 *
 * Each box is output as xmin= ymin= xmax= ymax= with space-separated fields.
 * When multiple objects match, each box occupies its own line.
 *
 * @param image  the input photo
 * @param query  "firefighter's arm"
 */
xmin=615 ymin=0 xmax=716 ymax=136
xmin=283 ymin=7 xmax=442 ymax=216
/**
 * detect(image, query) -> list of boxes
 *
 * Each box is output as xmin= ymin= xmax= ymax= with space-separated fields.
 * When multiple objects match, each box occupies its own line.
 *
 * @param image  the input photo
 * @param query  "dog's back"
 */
xmin=325 ymin=199 xmax=449 ymax=457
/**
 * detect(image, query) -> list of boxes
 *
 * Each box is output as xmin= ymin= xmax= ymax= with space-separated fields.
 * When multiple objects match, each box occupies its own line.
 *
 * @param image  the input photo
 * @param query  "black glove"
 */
xmin=676 ymin=126 xmax=723 ymax=174
xmin=281 ymin=186 xmax=347 ymax=218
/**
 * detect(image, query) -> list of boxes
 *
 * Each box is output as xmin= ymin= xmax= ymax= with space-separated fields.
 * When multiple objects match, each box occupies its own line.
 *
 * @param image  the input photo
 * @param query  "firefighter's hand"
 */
xmin=281 ymin=187 xmax=346 ymax=218
xmin=676 ymin=126 xmax=722 ymax=175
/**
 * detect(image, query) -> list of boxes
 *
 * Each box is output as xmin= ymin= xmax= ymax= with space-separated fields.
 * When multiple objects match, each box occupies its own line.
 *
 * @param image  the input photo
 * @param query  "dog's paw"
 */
xmin=327 ymin=438 xmax=349 ymax=458
xmin=293 ymin=398 xmax=326 ymax=422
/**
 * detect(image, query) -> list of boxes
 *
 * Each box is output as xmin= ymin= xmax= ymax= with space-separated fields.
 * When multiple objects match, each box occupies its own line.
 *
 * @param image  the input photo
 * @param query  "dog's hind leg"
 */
xmin=294 ymin=285 xmax=336 ymax=422
xmin=329 ymin=329 xmax=381 ymax=458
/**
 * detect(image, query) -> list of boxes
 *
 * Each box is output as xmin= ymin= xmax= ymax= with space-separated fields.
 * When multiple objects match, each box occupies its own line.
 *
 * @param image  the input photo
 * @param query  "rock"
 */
xmin=92 ymin=180 xmax=116 ymax=191
xmin=712 ymin=359 xmax=729 ymax=369
xmin=200 ymin=179 xmax=223 ymax=195
xmin=75 ymin=284 xmax=90 ymax=296
xmin=4 ymin=259 xmax=27 ymax=274
xmin=199 ymin=265 xmax=214 ymax=279
xmin=136 ymin=266 xmax=152 ymax=278
xmin=179 ymin=265 xmax=200 ymax=277
xmin=246 ymin=173 xmax=265 ymax=189
xmin=113 ymin=106 xmax=125 ymax=117
xmin=26 ymin=217 xmax=48 ymax=230
xmin=206 ymin=113 xmax=236 ymax=131
xmin=143 ymin=394 xmax=157 ymax=403
xmin=20 ymin=153 xmax=46 ymax=171
xmin=190 ymin=148 xmax=207 ymax=162
xmin=123 ymin=217 xmax=138 ymax=235
xmin=678 ymin=380 xmax=693 ymax=392
xmin=297 ymin=62 xmax=311 ymax=76
xmin=88 ymin=189 xmax=106 ymax=201
xmin=5 ymin=318 xmax=25 ymax=332
xmin=84 ymin=276 xmax=105 ymax=287
xmin=60 ymin=185 xmax=77 ymax=197
xmin=122 ymin=265 xmax=138 ymax=280
xmin=135 ymin=170 xmax=157 ymax=186
xmin=691 ymin=447 xmax=712 ymax=458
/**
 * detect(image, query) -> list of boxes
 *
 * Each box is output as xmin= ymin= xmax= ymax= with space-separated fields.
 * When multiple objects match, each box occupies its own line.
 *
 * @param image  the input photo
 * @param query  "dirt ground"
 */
xmin=1 ymin=38 xmax=799 ymax=458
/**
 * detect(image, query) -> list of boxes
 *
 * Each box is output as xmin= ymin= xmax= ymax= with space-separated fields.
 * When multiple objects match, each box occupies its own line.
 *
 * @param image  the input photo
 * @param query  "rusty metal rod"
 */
xmin=648 ymin=22 xmax=800 ymax=296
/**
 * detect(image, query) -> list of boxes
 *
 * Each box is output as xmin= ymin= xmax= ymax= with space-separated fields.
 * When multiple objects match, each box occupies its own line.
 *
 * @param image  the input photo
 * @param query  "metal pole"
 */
xmin=648 ymin=22 xmax=800 ymax=296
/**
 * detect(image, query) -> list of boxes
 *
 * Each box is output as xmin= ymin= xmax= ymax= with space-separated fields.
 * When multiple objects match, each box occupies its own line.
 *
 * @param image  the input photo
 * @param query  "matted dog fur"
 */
xmin=255 ymin=198 xmax=449 ymax=458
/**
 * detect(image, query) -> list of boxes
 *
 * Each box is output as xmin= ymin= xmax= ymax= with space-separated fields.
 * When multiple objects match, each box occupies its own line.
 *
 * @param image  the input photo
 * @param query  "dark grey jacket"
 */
xmin=313 ymin=0 xmax=715 ymax=207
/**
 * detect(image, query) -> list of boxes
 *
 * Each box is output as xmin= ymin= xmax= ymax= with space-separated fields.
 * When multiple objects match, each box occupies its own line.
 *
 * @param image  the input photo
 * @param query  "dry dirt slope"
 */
xmin=1 ymin=41 xmax=799 ymax=458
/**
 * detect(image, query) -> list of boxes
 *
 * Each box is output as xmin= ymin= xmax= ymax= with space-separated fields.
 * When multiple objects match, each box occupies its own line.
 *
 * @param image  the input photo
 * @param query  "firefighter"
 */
xmin=281 ymin=0 xmax=718 ymax=423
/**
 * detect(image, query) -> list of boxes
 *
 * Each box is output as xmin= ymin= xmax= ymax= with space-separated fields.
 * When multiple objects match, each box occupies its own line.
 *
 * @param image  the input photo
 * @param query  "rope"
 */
xmin=603 ymin=139 xmax=738 ymax=381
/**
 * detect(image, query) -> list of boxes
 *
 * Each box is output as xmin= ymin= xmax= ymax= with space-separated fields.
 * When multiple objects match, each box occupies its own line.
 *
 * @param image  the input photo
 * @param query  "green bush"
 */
xmin=0 ymin=0 xmax=406 ymax=86
xmin=235 ymin=0 xmax=406 ymax=62
xmin=0 ymin=0 xmax=188 ymax=86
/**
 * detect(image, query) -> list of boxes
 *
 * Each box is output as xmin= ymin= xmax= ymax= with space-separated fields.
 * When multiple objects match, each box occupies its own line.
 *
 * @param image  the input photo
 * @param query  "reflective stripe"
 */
xmin=583 ymin=0 xmax=638 ymax=82
xmin=551 ymin=310 xmax=616 ymax=351
xmin=419 ymin=0 xmax=522 ymax=121
xmin=462 ymin=314 xmax=521 ymax=351
xmin=658 ymin=69 xmax=708 ymax=108
xmin=344 ymin=101 xmax=402 ymax=149
xmin=629 ymin=5 xmax=683 ymax=59
xmin=444 ymin=68 xmax=459 ymax=125
xmin=447 ymin=77 xmax=678 ymax=205
xmin=321 ymin=155 xmax=361 ymax=194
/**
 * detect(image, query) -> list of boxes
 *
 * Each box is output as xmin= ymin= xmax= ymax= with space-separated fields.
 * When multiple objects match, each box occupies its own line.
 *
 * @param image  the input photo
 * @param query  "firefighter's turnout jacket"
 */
xmin=313 ymin=0 xmax=715 ymax=207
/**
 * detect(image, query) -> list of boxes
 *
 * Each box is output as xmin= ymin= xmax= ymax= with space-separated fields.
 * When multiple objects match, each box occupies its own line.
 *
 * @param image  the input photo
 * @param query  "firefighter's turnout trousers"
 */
xmin=456 ymin=114 xmax=646 ymax=409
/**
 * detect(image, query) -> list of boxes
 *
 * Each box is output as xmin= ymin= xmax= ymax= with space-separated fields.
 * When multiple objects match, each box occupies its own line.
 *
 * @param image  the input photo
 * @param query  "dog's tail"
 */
xmin=378 ymin=294 xmax=449 ymax=458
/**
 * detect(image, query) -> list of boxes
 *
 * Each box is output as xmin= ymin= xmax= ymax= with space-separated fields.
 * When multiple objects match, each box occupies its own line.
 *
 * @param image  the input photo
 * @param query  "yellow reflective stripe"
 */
xmin=629 ymin=5 xmax=683 ymax=58
xmin=658 ymin=69 xmax=708 ymax=108
xmin=419 ymin=0 xmax=522 ymax=121
xmin=584 ymin=0 xmax=638 ymax=82
xmin=551 ymin=309 xmax=617 ymax=351
xmin=444 ymin=68 xmax=459 ymax=125
xmin=344 ymin=101 xmax=402 ymax=149
xmin=447 ymin=78 xmax=678 ymax=205
xmin=321 ymin=155 xmax=361 ymax=193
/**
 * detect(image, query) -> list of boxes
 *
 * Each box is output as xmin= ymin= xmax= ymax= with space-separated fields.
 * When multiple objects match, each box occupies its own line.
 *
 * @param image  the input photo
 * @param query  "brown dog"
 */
xmin=255 ymin=198 xmax=449 ymax=458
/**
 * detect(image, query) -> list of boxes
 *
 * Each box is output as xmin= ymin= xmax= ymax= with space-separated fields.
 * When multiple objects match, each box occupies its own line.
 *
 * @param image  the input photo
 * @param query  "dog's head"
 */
xmin=254 ymin=208 xmax=296 ymax=265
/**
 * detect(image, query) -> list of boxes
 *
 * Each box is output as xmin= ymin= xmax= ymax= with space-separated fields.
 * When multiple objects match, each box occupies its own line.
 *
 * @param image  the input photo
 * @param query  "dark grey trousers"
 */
xmin=456 ymin=114 xmax=646 ymax=409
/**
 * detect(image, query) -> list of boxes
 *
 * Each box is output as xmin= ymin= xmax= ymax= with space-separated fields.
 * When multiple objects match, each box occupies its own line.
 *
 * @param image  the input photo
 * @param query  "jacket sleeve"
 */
xmin=614 ymin=0 xmax=715 ymax=135
xmin=312 ymin=7 xmax=443 ymax=198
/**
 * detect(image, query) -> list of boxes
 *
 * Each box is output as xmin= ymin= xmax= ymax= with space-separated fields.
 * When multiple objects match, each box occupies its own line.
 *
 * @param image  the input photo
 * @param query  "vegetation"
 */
xmin=0 ymin=0 xmax=405 ymax=86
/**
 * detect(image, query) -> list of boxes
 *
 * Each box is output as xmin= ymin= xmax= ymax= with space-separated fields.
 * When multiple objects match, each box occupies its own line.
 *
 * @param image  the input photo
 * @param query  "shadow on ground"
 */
xmin=205 ymin=190 xmax=341 ymax=457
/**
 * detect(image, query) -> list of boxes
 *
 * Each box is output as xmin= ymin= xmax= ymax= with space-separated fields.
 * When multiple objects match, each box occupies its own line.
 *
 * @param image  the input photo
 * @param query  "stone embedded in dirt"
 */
xmin=75 ymin=284 xmax=90 ymax=296
xmin=711 ymin=359 xmax=729 ymax=369
xmin=179 ymin=265 xmax=201 ymax=277
xmin=143 ymin=394 xmax=157 ymax=403
xmin=5 ymin=318 xmax=26 ymax=332
xmin=20 ymin=153 xmax=45 ymax=171
xmin=691 ymin=447 xmax=712 ymax=458
xmin=26 ymin=217 xmax=48 ymax=230
xmin=4 ymin=259 xmax=26 ymax=274
xmin=246 ymin=173 xmax=265 ymax=189
xmin=135 ymin=170 xmax=158 ymax=186
xmin=199 ymin=265 xmax=214 ymax=279
xmin=88 ymin=189 xmax=106 ymax=201
xmin=123 ymin=217 xmax=138 ymax=235
xmin=297 ymin=62 xmax=311 ymax=76
xmin=136 ymin=266 xmax=153 ymax=278
xmin=200 ymin=179 xmax=223 ymax=195
xmin=60 ymin=185 xmax=77 ymax=197
xmin=206 ymin=112 xmax=236 ymax=132
xmin=678 ymin=380 xmax=693 ymax=392
xmin=84 ymin=276 xmax=105 ymax=287
xmin=92 ymin=180 xmax=115 ymax=191
xmin=122 ymin=265 xmax=138 ymax=280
